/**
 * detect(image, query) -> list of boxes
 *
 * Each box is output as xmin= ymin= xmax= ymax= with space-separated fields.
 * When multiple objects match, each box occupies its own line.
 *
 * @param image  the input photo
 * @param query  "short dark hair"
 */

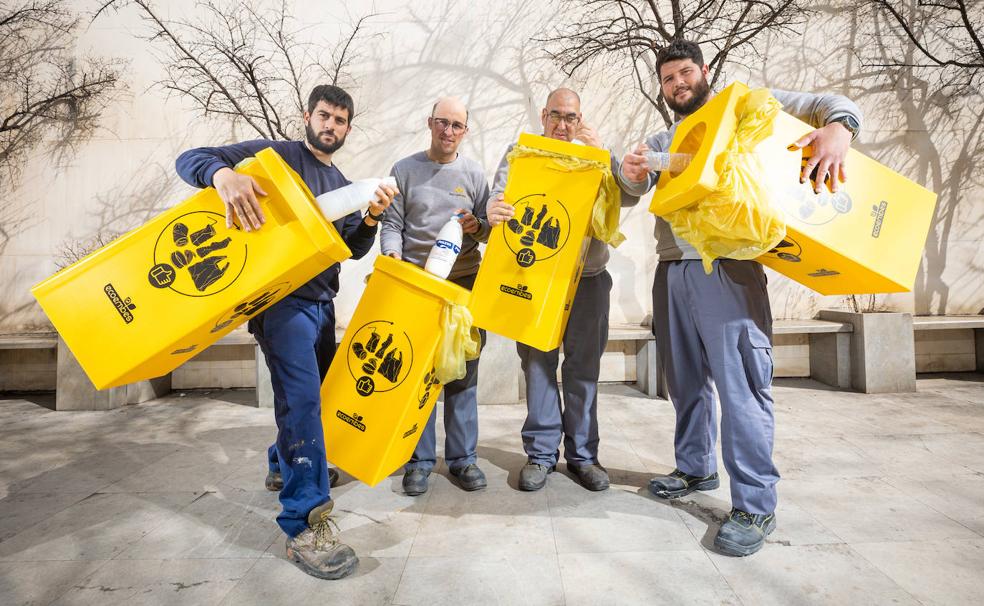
xmin=655 ymin=40 xmax=704 ymax=78
xmin=307 ymin=85 xmax=355 ymax=121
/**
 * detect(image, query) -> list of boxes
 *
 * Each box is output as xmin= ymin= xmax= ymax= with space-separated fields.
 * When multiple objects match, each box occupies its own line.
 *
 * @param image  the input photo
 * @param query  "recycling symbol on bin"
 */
xmin=347 ymin=320 xmax=414 ymax=397
xmin=210 ymin=281 xmax=292 ymax=334
xmin=148 ymin=211 xmax=248 ymax=297
xmin=502 ymin=193 xmax=571 ymax=267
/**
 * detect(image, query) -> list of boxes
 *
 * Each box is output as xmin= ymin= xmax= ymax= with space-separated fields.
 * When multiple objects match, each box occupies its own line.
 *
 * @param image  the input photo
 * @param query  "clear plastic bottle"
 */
xmin=424 ymin=215 xmax=463 ymax=279
xmin=314 ymin=176 xmax=397 ymax=221
xmin=644 ymin=151 xmax=692 ymax=173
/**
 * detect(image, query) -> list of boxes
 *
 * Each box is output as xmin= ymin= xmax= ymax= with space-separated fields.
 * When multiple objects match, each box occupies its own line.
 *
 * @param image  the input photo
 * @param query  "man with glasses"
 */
xmin=381 ymin=97 xmax=492 ymax=496
xmin=486 ymin=88 xmax=638 ymax=492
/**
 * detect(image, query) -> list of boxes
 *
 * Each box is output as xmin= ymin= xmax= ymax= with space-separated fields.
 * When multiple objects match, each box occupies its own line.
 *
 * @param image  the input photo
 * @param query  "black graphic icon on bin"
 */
xmin=151 ymin=211 xmax=247 ymax=297
xmin=347 ymin=320 xmax=414 ymax=397
xmin=767 ymin=237 xmax=802 ymax=263
xmin=503 ymin=193 xmax=570 ymax=266
xmin=417 ymin=367 xmax=440 ymax=409
xmin=210 ymin=282 xmax=292 ymax=334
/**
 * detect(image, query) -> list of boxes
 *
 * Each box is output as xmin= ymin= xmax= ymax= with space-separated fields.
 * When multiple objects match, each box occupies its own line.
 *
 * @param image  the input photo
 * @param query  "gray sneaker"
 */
xmin=714 ymin=508 xmax=777 ymax=557
xmin=649 ymin=469 xmax=719 ymax=499
xmin=518 ymin=462 xmax=553 ymax=491
xmin=449 ymin=464 xmax=487 ymax=491
xmin=266 ymin=468 xmax=340 ymax=492
xmin=569 ymin=463 xmax=610 ymax=491
xmin=285 ymin=500 xmax=359 ymax=579
xmin=403 ymin=469 xmax=430 ymax=496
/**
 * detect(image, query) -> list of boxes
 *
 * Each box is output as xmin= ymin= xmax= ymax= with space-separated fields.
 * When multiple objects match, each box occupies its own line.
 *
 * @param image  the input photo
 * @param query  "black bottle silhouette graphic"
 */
xmin=353 ymin=327 xmax=404 ymax=384
xmin=170 ymin=218 xmax=231 ymax=292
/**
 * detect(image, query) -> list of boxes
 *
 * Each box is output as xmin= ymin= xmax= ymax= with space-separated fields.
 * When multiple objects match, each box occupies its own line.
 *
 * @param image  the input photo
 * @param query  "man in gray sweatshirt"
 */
xmin=618 ymin=40 xmax=863 ymax=557
xmin=381 ymin=97 xmax=491 ymax=496
xmin=486 ymin=88 xmax=639 ymax=493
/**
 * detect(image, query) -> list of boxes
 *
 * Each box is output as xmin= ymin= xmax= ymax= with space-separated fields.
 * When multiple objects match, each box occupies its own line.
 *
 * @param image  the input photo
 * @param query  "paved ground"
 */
xmin=1 ymin=375 xmax=983 ymax=605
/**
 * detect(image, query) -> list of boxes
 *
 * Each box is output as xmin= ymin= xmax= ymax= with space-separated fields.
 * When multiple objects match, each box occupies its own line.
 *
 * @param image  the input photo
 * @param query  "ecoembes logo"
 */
xmin=336 ymin=410 xmax=366 ymax=432
xmin=403 ymin=423 xmax=419 ymax=439
xmin=871 ymin=201 xmax=888 ymax=238
xmin=104 ymin=284 xmax=136 ymax=324
xmin=500 ymin=283 xmax=532 ymax=300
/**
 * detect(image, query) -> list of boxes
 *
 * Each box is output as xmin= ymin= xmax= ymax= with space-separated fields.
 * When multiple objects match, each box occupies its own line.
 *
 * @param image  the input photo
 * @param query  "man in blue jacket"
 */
xmin=618 ymin=40 xmax=862 ymax=557
xmin=175 ymin=84 xmax=396 ymax=580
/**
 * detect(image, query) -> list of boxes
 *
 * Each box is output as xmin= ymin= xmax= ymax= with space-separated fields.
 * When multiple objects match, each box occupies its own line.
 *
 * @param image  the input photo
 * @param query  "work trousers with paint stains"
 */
xmin=250 ymin=294 xmax=336 ymax=537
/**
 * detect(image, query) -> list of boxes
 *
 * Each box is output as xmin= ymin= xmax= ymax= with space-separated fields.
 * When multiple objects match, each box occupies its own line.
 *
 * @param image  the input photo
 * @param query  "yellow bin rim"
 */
xmin=516 ymin=132 xmax=611 ymax=164
xmin=371 ymin=255 xmax=470 ymax=306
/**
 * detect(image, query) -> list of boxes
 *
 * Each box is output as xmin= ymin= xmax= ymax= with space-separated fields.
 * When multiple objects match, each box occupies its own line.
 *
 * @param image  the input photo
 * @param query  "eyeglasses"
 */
xmin=546 ymin=111 xmax=579 ymax=125
xmin=431 ymin=117 xmax=468 ymax=135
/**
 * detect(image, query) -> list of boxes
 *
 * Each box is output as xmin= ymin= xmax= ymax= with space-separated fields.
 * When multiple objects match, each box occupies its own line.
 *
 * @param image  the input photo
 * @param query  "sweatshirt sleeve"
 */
xmin=490 ymin=147 xmax=511 ymax=197
xmin=609 ymin=150 xmax=641 ymax=208
xmin=379 ymin=163 xmax=405 ymax=257
xmin=335 ymin=211 xmax=377 ymax=260
xmin=615 ymin=131 xmax=668 ymax=197
xmin=174 ymin=139 xmax=279 ymax=188
xmin=771 ymin=89 xmax=863 ymax=138
xmin=471 ymin=172 xmax=492 ymax=243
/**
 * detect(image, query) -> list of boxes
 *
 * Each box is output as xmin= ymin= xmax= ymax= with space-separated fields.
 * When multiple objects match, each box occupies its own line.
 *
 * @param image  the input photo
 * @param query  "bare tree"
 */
xmin=539 ymin=0 xmax=810 ymax=127
xmin=862 ymin=0 xmax=984 ymax=93
xmin=0 ymin=0 xmax=123 ymax=191
xmin=95 ymin=0 xmax=378 ymax=140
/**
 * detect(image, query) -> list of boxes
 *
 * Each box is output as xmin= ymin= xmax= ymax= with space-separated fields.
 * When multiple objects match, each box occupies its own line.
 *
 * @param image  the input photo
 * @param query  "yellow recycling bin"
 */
xmin=469 ymin=133 xmax=610 ymax=351
xmin=650 ymin=81 xmax=938 ymax=295
xmin=31 ymin=148 xmax=352 ymax=389
xmin=321 ymin=255 xmax=471 ymax=486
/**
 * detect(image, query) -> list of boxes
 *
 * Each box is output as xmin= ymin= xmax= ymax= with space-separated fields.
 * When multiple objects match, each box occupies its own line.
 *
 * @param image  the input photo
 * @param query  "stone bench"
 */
xmin=912 ymin=315 xmax=984 ymax=373
xmin=774 ymin=318 xmax=854 ymax=390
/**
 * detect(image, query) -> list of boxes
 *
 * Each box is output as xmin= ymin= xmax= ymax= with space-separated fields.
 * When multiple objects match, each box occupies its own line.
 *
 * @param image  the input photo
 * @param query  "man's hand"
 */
xmin=485 ymin=194 xmax=514 ymax=227
xmin=575 ymin=121 xmax=603 ymax=148
xmin=386 ymin=252 xmax=401 ymax=260
xmin=792 ymin=122 xmax=853 ymax=193
xmin=366 ymin=184 xmax=398 ymax=221
xmin=455 ymin=208 xmax=480 ymax=234
xmin=212 ymin=167 xmax=267 ymax=231
xmin=620 ymin=142 xmax=650 ymax=183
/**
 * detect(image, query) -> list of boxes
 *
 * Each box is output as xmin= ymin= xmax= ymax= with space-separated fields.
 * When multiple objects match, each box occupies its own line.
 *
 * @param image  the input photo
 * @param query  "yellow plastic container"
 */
xmin=32 ymin=148 xmax=352 ymax=389
xmin=321 ymin=255 xmax=471 ymax=486
xmin=652 ymin=82 xmax=938 ymax=294
xmin=469 ymin=133 xmax=610 ymax=351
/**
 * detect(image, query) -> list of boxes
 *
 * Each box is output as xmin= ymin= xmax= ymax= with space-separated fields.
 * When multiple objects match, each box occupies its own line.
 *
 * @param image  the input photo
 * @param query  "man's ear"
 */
xmin=701 ymin=64 xmax=710 ymax=77
xmin=303 ymin=111 xmax=311 ymax=126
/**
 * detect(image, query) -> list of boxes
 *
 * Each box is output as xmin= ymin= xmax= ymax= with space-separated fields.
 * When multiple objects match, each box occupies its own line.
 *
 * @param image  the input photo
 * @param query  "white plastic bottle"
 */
xmin=314 ymin=176 xmax=397 ymax=221
xmin=644 ymin=151 xmax=692 ymax=173
xmin=424 ymin=215 xmax=463 ymax=279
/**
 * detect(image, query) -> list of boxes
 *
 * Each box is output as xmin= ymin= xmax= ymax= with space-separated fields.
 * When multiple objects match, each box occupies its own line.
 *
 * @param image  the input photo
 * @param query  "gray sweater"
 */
xmin=491 ymin=143 xmax=640 ymax=277
xmin=381 ymin=151 xmax=491 ymax=279
xmin=616 ymin=88 xmax=864 ymax=260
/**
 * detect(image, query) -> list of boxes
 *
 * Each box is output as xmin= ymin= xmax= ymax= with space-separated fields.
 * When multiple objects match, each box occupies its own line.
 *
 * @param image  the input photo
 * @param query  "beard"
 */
xmin=664 ymin=76 xmax=712 ymax=116
xmin=306 ymin=123 xmax=346 ymax=154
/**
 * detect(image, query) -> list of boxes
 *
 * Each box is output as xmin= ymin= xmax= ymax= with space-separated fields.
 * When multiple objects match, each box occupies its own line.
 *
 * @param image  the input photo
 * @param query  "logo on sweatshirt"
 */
xmin=104 ymin=284 xmax=136 ymax=324
xmin=870 ymin=201 xmax=888 ymax=238
xmin=347 ymin=320 xmax=413 ymax=397
xmin=149 ymin=211 xmax=247 ymax=297
xmin=451 ymin=186 xmax=468 ymax=198
xmin=502 ymin=193 xmax=570 ymax=267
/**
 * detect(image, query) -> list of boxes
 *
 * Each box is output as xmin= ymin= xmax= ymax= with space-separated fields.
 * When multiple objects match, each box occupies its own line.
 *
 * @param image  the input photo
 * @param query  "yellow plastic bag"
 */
xmin=664 ymin=88 xmax=787 ymax=273
xmin=506 ymin=144 xmax=625 ymax=247
xmin=434 ymin=302 xmax=481 ymax=384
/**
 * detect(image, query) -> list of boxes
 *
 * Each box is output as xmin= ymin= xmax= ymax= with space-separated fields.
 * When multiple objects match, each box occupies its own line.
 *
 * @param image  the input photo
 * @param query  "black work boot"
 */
xmin=518 ymin=462 xmax=554 ymax=492
xmin=648 ymin=469 xmax=719 ymax=499
xmin=285 ymin=500 xmax=359 ymax=579
xmin=402 ymin=469 xmax=430 ymax=496
xmin=714 ymin=508 xmax=777 ymax=557
xmin=568 ymin=463 xmax=610 ymax=491
xmin=449 ymin=464 xmax=487 ymax=491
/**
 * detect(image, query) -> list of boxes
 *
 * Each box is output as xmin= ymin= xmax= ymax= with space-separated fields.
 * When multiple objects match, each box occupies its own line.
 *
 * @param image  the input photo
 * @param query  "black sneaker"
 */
xmin=714 ymin=508 xmax=777 ymax=557
xmin=266 ymin=468 xmax=339 ymax=492
xmin=518 ymin=462 xmax=553 ymax=492
xmin=402 ymin=469 xmax=430 ymax=496
xmin=568 ymin=463 xmax=610 ymax=491
xmin=449 ymin=464 xmax=487 ymax=491
xmin=648 ymin=469 xmax=719 ymax=499
xmin=285 ymin=500 xmax=359 ymax=579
